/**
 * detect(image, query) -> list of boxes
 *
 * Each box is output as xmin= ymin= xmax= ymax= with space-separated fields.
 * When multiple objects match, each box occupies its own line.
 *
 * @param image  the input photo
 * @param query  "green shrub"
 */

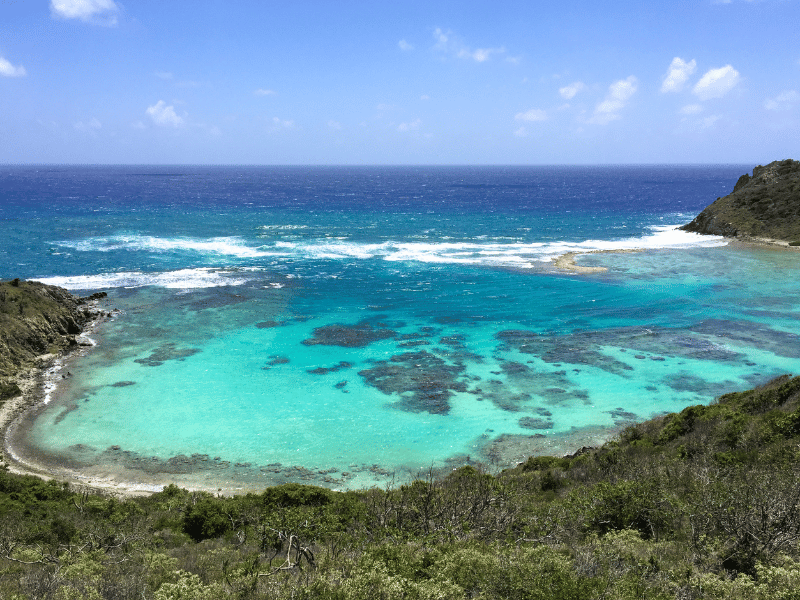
xmin=182 ymin=498 xmax=232 ymax=542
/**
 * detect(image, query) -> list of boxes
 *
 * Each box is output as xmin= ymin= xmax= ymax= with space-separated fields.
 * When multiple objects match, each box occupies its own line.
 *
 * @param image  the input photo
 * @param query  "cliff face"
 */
xmin=681 ymin=159 xmax=800 ymax=242
xmin=0 ymin=279 xmax=106 ymax=402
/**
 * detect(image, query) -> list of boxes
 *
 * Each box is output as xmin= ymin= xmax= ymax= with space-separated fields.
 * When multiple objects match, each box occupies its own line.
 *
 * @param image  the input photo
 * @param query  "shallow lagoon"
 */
xmin=13 ymin=243 xmax=800 ymax=492
xmin=4 ymin=166 xmax=799 ymax=492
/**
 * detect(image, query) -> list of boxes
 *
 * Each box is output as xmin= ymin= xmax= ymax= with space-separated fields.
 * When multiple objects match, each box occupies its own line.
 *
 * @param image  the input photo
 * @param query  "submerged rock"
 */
xmin=358 ymin=350 xmax=468 ymax=414
xmin=302 ymin=320 xmax=397 ymax=347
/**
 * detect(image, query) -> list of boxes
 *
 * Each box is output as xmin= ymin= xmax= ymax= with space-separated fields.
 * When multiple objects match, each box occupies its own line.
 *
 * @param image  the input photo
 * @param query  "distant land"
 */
xmin=681 ymin=159 xmax=800 ymax=244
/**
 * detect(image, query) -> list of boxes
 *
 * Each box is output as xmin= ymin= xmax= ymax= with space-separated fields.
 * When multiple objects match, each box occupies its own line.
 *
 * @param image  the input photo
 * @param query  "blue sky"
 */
xmin=1 ymin=0 xmax=798 ymax=164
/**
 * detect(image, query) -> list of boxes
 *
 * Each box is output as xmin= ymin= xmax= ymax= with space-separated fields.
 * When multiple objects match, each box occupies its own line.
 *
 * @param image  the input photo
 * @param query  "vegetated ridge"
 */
xmin=0 ymin=278 xmax=106 ymax=403
xmin=681 ymin=159 xmax=800 ymax=243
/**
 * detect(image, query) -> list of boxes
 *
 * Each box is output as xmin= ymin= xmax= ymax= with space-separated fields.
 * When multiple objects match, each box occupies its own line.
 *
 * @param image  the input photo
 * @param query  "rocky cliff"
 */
xmin=681 ymin=159 xmax=800 ymax=242
xmin=0 ymin=279 xmax=106 ymax=402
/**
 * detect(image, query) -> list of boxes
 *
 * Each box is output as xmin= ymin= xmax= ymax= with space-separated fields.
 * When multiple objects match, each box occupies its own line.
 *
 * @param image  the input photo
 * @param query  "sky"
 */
xmin=1 ymin=0 xmax=799 ymax=165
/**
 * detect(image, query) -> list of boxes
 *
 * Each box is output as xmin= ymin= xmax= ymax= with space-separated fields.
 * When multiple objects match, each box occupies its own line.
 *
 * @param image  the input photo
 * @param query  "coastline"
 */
xmin=0 ymin=328 xmax=623 ymax=497
xmin=2 ymin=233 xmax=797 ymax=497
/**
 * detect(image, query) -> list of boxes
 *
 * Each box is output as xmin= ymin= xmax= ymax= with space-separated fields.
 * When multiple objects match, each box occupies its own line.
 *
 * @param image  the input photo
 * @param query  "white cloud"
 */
xmin=459 ymin=47 xmax=503 ymax=63
xmin=433 ymin=27 xmax=504 ymax=63
xmin=398 ymin=39 xmax=414 ymax=51
xmin=0 ymin=57 xmax=26 ymax=77
xmin=559 ymin=81 xmax=585 ymax=100
xmin=514 ymin=127 xmax=528 ymax=137
xmin=50 ymin=0 xmax=119 ymax=26
xmin=680 ymin=104 xmax=703 ymax=115
xmin=692 ymin=65 xmax=740 ymax=100
xmin=661 ymin=57 xmax=696 ymax=93
xmin=272 ymin=117 xmax=294 ymax=129
xmin=397 ymin=118 xmax=421 ymax=132
xmin=74 ymin=118 xmax=101 ymax=131
xmin=589 ymin=76 xmax=638 ymax=124
xmin=328 ymin=120 xmax=342 ymax=130
xmin=155 ymin=72 xmax=173 ymax=80
xmin=764 ymin=90 xmax=799 ymax=111
xmin=146 ymin=101 xmax=184 ymax=127
xmin=515 ymin=108 xmax=547 ymax=122
xmin=254 ymin=89 xmax=276 ymax=96
xmin=701 ymin=115 xmax=722 ymax=129
xmin=420 ymin=94 xmax=430 ymax=101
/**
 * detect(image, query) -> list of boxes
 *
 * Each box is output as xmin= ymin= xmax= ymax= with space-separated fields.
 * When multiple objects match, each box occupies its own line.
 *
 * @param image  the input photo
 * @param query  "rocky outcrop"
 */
xmin=681 ymin=159 xmax=800 ymax=242
xmin=0 ymin=279 xmax=107 ymax=402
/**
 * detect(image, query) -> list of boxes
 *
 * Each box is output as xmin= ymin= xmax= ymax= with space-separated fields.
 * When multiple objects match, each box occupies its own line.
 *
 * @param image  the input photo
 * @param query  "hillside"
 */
xmin=1 ymin=373 xmax=799 ymax=598
xmin=681 ymin=159 xmax=800 ymax=242
xmin=0 ymin=279 xmax=105 ymax=402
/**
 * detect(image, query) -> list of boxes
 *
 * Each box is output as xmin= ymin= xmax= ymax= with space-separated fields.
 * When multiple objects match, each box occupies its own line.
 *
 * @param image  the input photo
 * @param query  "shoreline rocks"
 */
xmin=681 ymin=159 xmax=800 ymax=243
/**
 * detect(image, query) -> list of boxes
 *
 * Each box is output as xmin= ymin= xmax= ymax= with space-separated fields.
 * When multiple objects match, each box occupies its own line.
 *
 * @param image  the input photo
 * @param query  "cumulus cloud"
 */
xmin=515 ymin=108 xmax=547 ymax=122
xmin=701 ymin=115 xmax=722 ymax=129
xmin=559 ymin=81 xmax=585 ymax=100
xmin=74 ymin=118 xmax=101 ymax=131
xmin=764 ymin=90 xmax=799 ymax=111
xmin=397 ymin=118 xmax=421 ymax=132
xmin=254 ymin=89 xmax=276 ymax=96
xmin=680 ymin=104 xmax=703 ymax=115
xmin=692 ymin=65 xmax=740 ymax=100
xmin=146 ymin=101 xmax=184 ymax=127
xmin=661 ymin=57 xmax=696 ymax=93
xmin=272 ymin=117 xmax=294 ymax=129
xmin=589 ymin=76 xmax=638 ymax=124
xmin=398 ymin=39 xmax=414 ymax=51
xmin=0 ymin=57 xmax=26 ymax=77
xmin=433 ymin=27 xmax=504 ymax=63
xmin=51 ymin=0 xmax=120 ymax=26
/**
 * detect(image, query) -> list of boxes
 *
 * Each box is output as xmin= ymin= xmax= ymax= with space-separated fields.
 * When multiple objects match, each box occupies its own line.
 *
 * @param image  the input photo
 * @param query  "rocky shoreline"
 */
xmin=681 ymin=159 xmax=800 ymax=242
xmin=0 ymin=279 xmax=113 ymax=480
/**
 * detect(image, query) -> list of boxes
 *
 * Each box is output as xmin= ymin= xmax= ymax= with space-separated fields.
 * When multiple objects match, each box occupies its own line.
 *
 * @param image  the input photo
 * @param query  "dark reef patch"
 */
xmin=133 ymin=343 xmax=201 ymax=367
xmin=110 ymin=381 xmax=136 ymax=388
xmin=690 ymin=319 xmax=800 ymax=359
xmin=608 ymin=407 xmax=639 ymax=423
xmin=662 ymin=372 xmax=738 ymax=396
xmin=307 ymin=361 xmax=352 ymax=375
xmin=468 ymin=379 xmax=532 ymax=412
xmin=496 ymin=325 xmax=753 ymax=375
xmin=358 ymin=350 xmax=468 ymax=414
xmin=256 ymin=320 xmax=284 ymax=329
xmin=398 ymin=340 xmax=431 ymax=348
xmin=263 ymin=355 xmax=289 ymax=370
xmin=302 ymin=319 xmax=398 ymax=348
xmin=496 ymin=330 xmax=633 ymax=376
xmin=494 ymin=359 xmax=590 ymax=406
xmin=518 ymin=417 xmax=554 ymax=430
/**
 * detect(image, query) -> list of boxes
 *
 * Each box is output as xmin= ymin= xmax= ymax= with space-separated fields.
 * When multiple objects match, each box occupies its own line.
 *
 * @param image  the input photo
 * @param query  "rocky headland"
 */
xmin=681 ymin=158 xmax=800 ymax=243
xmin=0 ymin=279 xmax=108 ymax=423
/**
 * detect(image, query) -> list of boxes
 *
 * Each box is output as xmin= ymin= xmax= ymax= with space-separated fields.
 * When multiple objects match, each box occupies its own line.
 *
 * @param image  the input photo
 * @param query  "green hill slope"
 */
xmin=681 ymin=159 xmax=800 ymax=242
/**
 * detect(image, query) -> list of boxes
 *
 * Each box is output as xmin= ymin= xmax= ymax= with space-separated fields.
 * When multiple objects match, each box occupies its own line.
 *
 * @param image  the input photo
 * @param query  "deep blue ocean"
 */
xmin=3 ymin=165 xmax=799 ymax=493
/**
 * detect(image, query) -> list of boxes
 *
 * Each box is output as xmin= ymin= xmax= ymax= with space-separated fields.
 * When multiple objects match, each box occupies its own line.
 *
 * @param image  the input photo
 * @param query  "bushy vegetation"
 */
xmin=2 ymin=374 xmax=800 ymax=599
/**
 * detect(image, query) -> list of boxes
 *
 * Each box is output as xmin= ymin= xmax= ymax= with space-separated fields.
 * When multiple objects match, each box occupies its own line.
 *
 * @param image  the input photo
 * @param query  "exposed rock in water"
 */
xmin=680 ymin=159 xmax=800 ymax=242
xmin=0 ymin=279 xmax=105 ymax=402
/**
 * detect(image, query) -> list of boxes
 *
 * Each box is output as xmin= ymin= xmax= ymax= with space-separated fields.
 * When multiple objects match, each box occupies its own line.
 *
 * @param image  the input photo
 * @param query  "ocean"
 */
xmin=2 ymin=164 xmax=799 ymax=493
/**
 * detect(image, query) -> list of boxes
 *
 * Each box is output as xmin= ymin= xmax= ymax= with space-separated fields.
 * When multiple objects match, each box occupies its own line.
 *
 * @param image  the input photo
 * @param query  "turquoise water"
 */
xmin=3 ymin=166 xmax=799 ymax=491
